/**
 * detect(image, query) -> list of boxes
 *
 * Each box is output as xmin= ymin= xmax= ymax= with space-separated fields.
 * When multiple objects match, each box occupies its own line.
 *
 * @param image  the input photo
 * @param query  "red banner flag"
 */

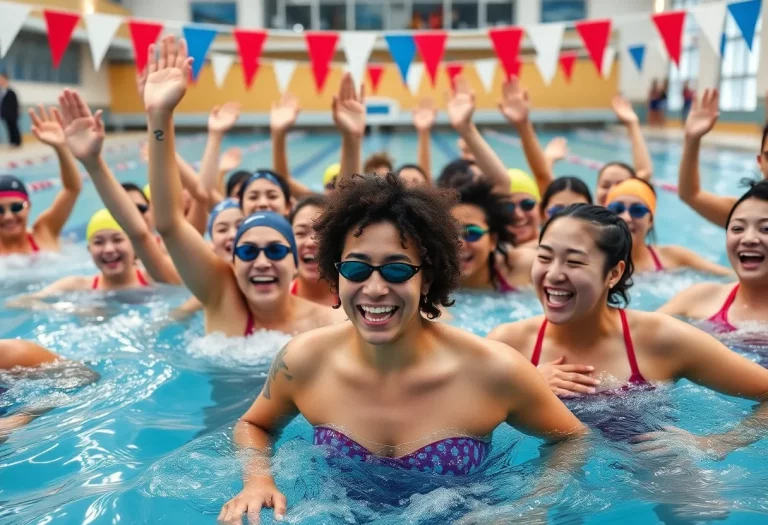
xmin=488 ymin=27 xmax=524 ymax=80
xmin=652 ymin=10 xmax=687 ymax=66
xmin=234 ymin=29 xmax=267 ymax=90
xmin=413 ymin=32 xmax=448 ymax=86
xmin=574 ymin=19 xmax=612 ymax=74
xmin=128 ymin=20 xmax=164 ymax=73
xmin=367 ymin=64 xmax=385 ymax=93
xmin=446 ymin=62 xmax=463 ymax=90
xmin=305 ymin=31 xmax=339 ymax=92
xmin=43 ymin=10 xmax=80 ymax=69
xmin=559 ymin=52 xmax=577 ymax=83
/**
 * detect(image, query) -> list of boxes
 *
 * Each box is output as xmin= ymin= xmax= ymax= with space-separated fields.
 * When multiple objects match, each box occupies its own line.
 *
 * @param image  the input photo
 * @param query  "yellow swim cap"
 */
xmin=86 ymin=209 xmax=123 ymax=242
xmin=508 ymin=169 xmax=540 ymax=201
xmin=143 ymin=184 xmax=151 ymax=200
xmin=323 ymin=163 xmax=341 ymax=186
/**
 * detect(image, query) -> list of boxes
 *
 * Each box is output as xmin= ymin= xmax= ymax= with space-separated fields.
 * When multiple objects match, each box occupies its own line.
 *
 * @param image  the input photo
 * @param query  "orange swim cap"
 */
xmin=605 ymin=178 xmax=656 ymax=215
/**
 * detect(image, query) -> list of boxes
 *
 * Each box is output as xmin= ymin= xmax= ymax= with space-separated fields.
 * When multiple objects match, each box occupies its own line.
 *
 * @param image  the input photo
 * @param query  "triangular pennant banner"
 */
xmin=652 ymin=10 xmax=686 ymax=66
xmin=183 ymin=25 xmax=218 ymax=81
xmin=233 ymin=29 xmax=267 ymax=89
xmin=341 ymin=31 xmax=378 ymax=92
xmin=445 ymin=62 xmax=463 ymax=90
xmin=406 ymin=62 xmax=424 ymax=96
xmin=690 ymin=2 xmax=728 ymax=56
xmin=728 ymin=0 xmax=762 ymax=51
xmin=43 ymin=10 xmax=80 ymax=69
xmin=413 ymin=32 xmax=448 ymax=86
xmin=507 ymin=60 xmax=522 ymax=80
xmin=128 ymin=20 xmax=164 ymax=72
xmin=488 ymin=27 xmax=524 ymax=80
xmin=474 ymin=58 xmax=497 ymax=93
xmin=211 ymin=53 xmax=234 ymax=88
xmin=305 ymin=31 xmax=339 ymax=92
xmin=559 ymin=52 xmax=577 ymax=83
xmin=273 ymin=60 xmax=297 ymax=94
xmin=367 ymin=64 xmax=384 ymax=93
xmin=85 ymin=13 xmax=123 ymax=70
xmin=601 ymin=46 xmax=616 ymax=78
xmin=628 ymin=45 xmax=645 ymax=71
xmin=385 ymin=34 xmax=417 ymax=83
xmin=575 ymin=19 xmax=612 ymax=74
xmin=0 ymin=2 xmax=30 ymax=57
xmin=528 ymin=22 xmax=565 ymax=85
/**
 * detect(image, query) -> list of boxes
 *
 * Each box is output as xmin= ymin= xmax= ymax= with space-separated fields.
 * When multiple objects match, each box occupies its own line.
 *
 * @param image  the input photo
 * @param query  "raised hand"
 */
xmin=219 ymin=147 xmax=242 ymax=173
xmin=144 ymin=35 xmax=194 ymax=115
xmin=498 ymin=76 xmax=530 ymax=126
xmin=412 ymin=97 xmax=437 ymax=132
xmin=209 ymin=102 xmax=241 ymax=134
xmin=332 ymin=72 xmax=366 ymax=137
xmin=685 ymin=89 xmax=719 ymax=140
xmin=544 ymin=136 xmax=569 ymax=163
xmin=611 ymin=94 xmax=640 ymax=125
xmin=29 ymin=105 xmax=66 ymax=148
xmin=270 ymin=93 xmax=301 ymax=133
xmin=445 ymin=76 xmax=475 ymax=134
xmin=57 ymin=89 xmax=105 ymax=162
xmin=136 ymin=67 xmax=148 ymax=101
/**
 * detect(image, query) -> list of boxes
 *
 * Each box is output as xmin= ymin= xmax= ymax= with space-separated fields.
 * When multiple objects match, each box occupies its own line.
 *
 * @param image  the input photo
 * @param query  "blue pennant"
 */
xmin=183 ymin=25 xmax=218 ymax=80
xmin=384 ymin=34 xmax=416 ymax=83
xmin=728 ymin=0 xmax=762 ymax=51
xmin=628 ymin=45 xmax=645 ymax=72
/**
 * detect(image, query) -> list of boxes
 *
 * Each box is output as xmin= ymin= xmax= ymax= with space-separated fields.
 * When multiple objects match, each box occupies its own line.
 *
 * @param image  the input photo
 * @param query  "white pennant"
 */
xmin=690 ymin=1 xmax=727 ymax=56
xmin=341 ymin=31 xmax=378 ymax=92
xmin=406 ymin=62 xmax=424 ymax=96
xmin=0 ymin=2 xmax=30 ymax=57
xmin=474 ymin=59 xmax=497 ymax=93
xmin=211 ymin=53 xmax=234 ymax=88
xmin=85 ymin=13 xmax=123 ymax=70
xmin=272 ymin=60 xmax=297 ymax=94
xmin=527 ymin=22 xmax=565 ymax=85
xmin=601 ymin=46 xmax=616 ymax=78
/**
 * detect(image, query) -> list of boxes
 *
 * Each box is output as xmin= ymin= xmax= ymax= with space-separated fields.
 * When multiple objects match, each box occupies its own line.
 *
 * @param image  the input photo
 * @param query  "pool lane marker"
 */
xmin=484 ymin=129 xmax=679 ymax=194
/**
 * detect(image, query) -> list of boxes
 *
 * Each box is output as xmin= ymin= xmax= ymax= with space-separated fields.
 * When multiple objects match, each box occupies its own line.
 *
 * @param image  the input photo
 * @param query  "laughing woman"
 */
xmin=289 ymin=195 xmax=337 ymax=306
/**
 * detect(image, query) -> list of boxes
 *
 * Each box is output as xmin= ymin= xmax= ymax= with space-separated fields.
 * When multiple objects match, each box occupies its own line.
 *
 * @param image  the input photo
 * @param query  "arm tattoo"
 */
xmin=262 ymin=344 xmax=293 ymax=400
xmin=153 ymin=130 xmax=164 ymax=141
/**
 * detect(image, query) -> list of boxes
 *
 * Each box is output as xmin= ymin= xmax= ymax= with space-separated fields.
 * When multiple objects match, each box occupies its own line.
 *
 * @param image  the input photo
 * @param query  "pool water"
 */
xmin=2 ymin=130 xmax=768 ymax=525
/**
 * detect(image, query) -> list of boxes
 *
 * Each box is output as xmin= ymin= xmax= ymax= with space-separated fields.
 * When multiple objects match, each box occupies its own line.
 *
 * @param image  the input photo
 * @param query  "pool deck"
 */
xmin=611 ymin=125 xmax=762 ymax=152
xmin=0 ymin=132 xmax=146 ymax=165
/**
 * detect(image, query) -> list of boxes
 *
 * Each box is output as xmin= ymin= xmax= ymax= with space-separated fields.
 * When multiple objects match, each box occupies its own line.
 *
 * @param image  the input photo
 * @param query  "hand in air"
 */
xmin=412 ymin=97 xmax=437 ymax=132
xmin=218 ymin=482 xmax=287 ymax=524
xmin=498 ymin=76 xmax=530 ymax=126
xmin=332 ymin=72 xmax=366 ymax=137
xmin=270 ymin=93 xmax=301 ymax=133
xmin=144 ymin=35 xmax=194 ymax=114
xmin=544 ymin=137 xmax=569 ymax=163
xmin=537 ymin=356 xmax=600 ymax=397
xmin=220 ymin=147 xmax=243 ymax=173
xmin=29 ymin=105 xmax=66 ymax=148
xmin=685 ymin=89 xmax=720 ymax=140
xmin=57 ymin=89 xmax=105 ymax=162
xmin=209 ymin=102 xmax=241 ymax=134
xmin=445 ymin=76 xmax=475 ymax=134
xmin=631 ymin=425 xmax=729 ymax=461
xmin=611 ymin=95 xmax=640 ymax=125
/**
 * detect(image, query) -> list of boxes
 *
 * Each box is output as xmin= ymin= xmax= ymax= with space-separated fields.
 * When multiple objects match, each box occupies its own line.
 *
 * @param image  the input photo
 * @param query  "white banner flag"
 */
xmin=341 ymin=31 xmax=378 ymax=92
xmin=527 ymin=22 xmax=565 ymax=85
xmin=406 ymin=62 xmax=424 ymax=96
xmin=690 ymin=1 xmax=727 ymax=56
xmin=474 ymin=59 xmax=497 ymax=93
xmin=85 ymin=13 xmax=123 ymax=71
xmin=0 ymin=2 xmax=30 ymax=57
xmin=602 ymin=46 xmax=616 ymax=78
xmin=211 ymin=53 xmax=234 ymax=88
xmin=272 ymin=60 xmax=297 ymax=94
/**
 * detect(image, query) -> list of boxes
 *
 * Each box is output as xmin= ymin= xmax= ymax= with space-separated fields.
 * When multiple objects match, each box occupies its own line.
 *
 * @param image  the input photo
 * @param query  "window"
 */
xmin=667 ymin=0 xmax=700 ymax=111
xmin=355 ymin=2 xmax=384 ymax=30
xmin=413 ymin=1 xmax=445 ymax=30
xmin=541 ymin=0 xmax=586 ymax=23
xmin=486 ymin=2 xmax=515 ymax=27
xmin=320 ymin=3 xmax=347 ymax=30
xmin=451 ymin=3 xmax=479 ymax=29
xmin=190 ymin=2 xmax=237 ymax=25
xmin=0 ymin=33 xmax=80 ymax=85
xmin=286 ymin=4 xmax=312 ymax=31
xmin=720 ymin=11 xmax=761 ymax=111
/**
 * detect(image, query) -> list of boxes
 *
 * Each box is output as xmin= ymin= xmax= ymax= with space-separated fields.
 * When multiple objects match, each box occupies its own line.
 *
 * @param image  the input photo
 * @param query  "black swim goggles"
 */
xmin=462 ymin=225 xmax=489 ymax=243
xmin=607 ymin=201 xmax=651 ymax=219
xmin=0 ymin=202 xmax=26 ymax=215
xmin=503 ymin=199 xmax=537 ymax=214
xmin=234 ymin=243 xmax=292 ymax=262
xmin=335 ymin=261 xmax=422 ymax=284
xmin=136 ymin=203 xmax=150 ymax=214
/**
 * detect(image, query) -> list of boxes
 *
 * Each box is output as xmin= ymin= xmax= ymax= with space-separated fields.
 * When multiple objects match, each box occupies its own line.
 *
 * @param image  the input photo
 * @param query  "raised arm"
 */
xmin=413 ymin=97 xmax=436 ymax=181
xmin=665 ymin=245 xmax=734 ymax=276
xmin=270 ymin=94 xmax=313 ymax=198
xmin=28 ymin=105 xmax=82 ymax=239
xmin=611 ymin=95 xmax=653 ymax=180
xmin=333 ymin=73 xmax=365 ymax=182
xmin=144 ymin=36 xmax=232 ymax=305
xmin=544 ymin=137 xmax=569 ymax=175
xmin=678 ymin=89 xmax=736 ymax=227
xmin=198 ymin=102 xmax=241 ymax=209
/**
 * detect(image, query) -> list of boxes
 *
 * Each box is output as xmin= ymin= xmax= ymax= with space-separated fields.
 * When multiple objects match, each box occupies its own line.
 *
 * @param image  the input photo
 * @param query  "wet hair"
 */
xmin=540 ymin=177 xmax=593 ymax=214
xmin=541 ymin=203 xmax=634 ymax=307
xmin=726 ymin=179 xmax=768 ymax=227
xmin=289 ymin=194 xmax=327 ymax=225
xmin=314 ymin=173 xmax=461 ymax=319
xmin=121 ymin=182 xmax=149 ymax=205
xmin=761 ymin=123 xmax=768 ymax=153
xmin=237 ymin=169 xmax=292 ymax=207
xmin=396 ymin=163 xmax=428 ymax=181
xmin=597 ymin=162 xmax=636 ymax=184
xmin=437 ymin=159 xmax=477 ymax=189
xmin=226 ymin=170 xmax=252 ymax=198
xmin=363 ymin=152 xmax=394 ymax=174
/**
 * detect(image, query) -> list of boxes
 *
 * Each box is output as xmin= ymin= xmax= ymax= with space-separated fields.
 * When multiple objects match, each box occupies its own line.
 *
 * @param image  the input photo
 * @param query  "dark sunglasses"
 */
xmin=0 ymin=202 xmax=26 ymax=215
xmin=546 ymin=205 xmax=566 ymax=218
xmin=607 ymin=202 xmax=651 ymax=219
xmin=234 ymin=243 xmax=292 ymax=262
xmin=504 ymin=199 xmax=537 ymax=214
xmin=335 ymin=261 xmax=422 ymax=284
xmin=136 ymin=203 xmax=150 ymax=214
xmin=462 ymin=225 xmax=489 ymax=243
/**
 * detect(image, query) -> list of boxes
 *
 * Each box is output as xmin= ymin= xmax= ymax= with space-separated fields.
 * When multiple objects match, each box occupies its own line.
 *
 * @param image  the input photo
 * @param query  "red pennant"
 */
xmin=559 ymin=52 xmax=577 ymax=83
xmin=506 ymin=60 xmax=522 ymax=80
xmin=367 ymin=65 xmax=385 ymax=94
xmin=446 ymin=62 xmax=463 ymax=90
xmin=413 ymin=32 xmax=448 ymax=86
xmin=652 ymin=10 xmax=686 ymax=66
xmin=234 ymin=29 xmax=267 ymax=90
xmin=43 ymin=10 xmax=80 ymax=69
xmin=128 ymin=20 xmax=164 ymax=73
xmin=574 ymin=19 xmax=612 ymax=74
xmin=488 ymin=27 xmax=524 ymax=80
xmin=305 ymin=32 xmax=339 ymax=92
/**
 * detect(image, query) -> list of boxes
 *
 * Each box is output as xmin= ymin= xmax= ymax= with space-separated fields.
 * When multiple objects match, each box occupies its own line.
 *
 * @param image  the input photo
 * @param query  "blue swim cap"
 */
xmin=243 ymin=170 xmax=283 ymax=193
xmin=233 ymin=211 xmax=298 ymax=266
xmin=207 ymin=198 xmax=241 ymax=237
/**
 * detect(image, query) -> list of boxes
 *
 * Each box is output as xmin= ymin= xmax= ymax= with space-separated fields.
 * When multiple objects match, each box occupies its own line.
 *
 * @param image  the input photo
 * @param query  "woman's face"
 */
xmin=242 ymin=179 xmax=289 ymax=217
xmin=211 ymin=207 xmax=244 ymax=260
xmin=543 ymin=189 xmax=590 ymax=219
xmin=606 ymin=195 xmax=652 ymax=244
xmin=596 ymin=166 xmax=633 ymax=206
xmin=232 ymin=226 xmax=296 ymax=306
xmin=452 ymin=204 xmax=495 ymax=285
xmin=0 ymin=196 xmax=29 ymax=240
xmin=88 ymin=229 xmax=135 ymax=278
xmin=726 ymin=198 xmax=768 ymax=282
xmin=126 ymin=189 xmax=154 ymax=231
xmin=507 ymin=192 xmax=541 ymax=244
xmin=292 ymin=204 xmax=322 ymax=283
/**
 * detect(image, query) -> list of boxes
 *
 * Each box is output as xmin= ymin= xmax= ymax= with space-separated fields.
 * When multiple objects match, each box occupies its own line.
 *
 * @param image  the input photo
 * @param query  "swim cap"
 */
xmin=508 ymin=169 xmax=540 ymax=201
xmin=233 ymin=211 xmax=298 ymax=266
xmin=323 ymin=163 xmax=341 ymax=186
xmin=0 ymin=175 xmax=29 ymax=201
xmin=243 ymin=171 xmax=284 ymax=194
xmin=143 ymin=184 xmax=151 ymax=200
xmin=207 ymin=198 xmax=241 ymax=237
xmin=86 ymin=209 xmax=123 ymax=241
xmin=606 ymin=178 xmax=657 ymax=215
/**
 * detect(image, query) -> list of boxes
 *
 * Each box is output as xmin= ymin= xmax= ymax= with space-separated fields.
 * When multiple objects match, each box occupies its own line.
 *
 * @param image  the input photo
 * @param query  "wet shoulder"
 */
xmin=662 ymin=281 xmax=734 ymax=319
xmin=625 ymin=309 xmax=702 ymax=357
xmin=283 ymin=321 xmax=355 ymax=377
xmin=486 ymin=315 xmax=544 ymax=360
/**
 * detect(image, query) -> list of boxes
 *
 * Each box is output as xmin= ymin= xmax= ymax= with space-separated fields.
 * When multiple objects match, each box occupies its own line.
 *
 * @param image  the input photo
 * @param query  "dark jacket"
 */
xmin=1 ymin=87 xmax=19 ymax=121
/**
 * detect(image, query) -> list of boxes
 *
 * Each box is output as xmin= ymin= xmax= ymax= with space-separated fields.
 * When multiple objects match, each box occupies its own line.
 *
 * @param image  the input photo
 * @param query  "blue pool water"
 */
xmin=2 ymin=130 xmax=768 ymax=524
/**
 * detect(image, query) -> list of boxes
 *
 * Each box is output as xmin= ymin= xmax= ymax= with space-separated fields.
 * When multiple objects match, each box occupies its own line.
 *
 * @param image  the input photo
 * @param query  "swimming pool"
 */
xmin=2 ymin=130 xmax=767 ymax=524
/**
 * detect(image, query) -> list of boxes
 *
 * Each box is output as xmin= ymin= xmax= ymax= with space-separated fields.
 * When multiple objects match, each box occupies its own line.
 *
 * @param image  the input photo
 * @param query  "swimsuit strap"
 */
xmin=493 ymin=268 xmax=517 ymax=293
xmin=531 ymin=318 xmax=548 ymax=367
xmin=92 ymin=275 xmax=100 ymax=290
xmin=619 ymin=309 xmax=646 ymax=384
xmin=647 ymin=245 xmax=664 ymax=272
xmin=244 ymin=310 xmax=254 ymax=336
xmin=136 ymin=269 xmax=149 ymax=287
xmin=289 ymin=279 xmax=298 ymax=296
xmin=708 ymin=284 xmax=740 ymax=332
xmin=27 ymin=233 xmax=39 ymax=253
